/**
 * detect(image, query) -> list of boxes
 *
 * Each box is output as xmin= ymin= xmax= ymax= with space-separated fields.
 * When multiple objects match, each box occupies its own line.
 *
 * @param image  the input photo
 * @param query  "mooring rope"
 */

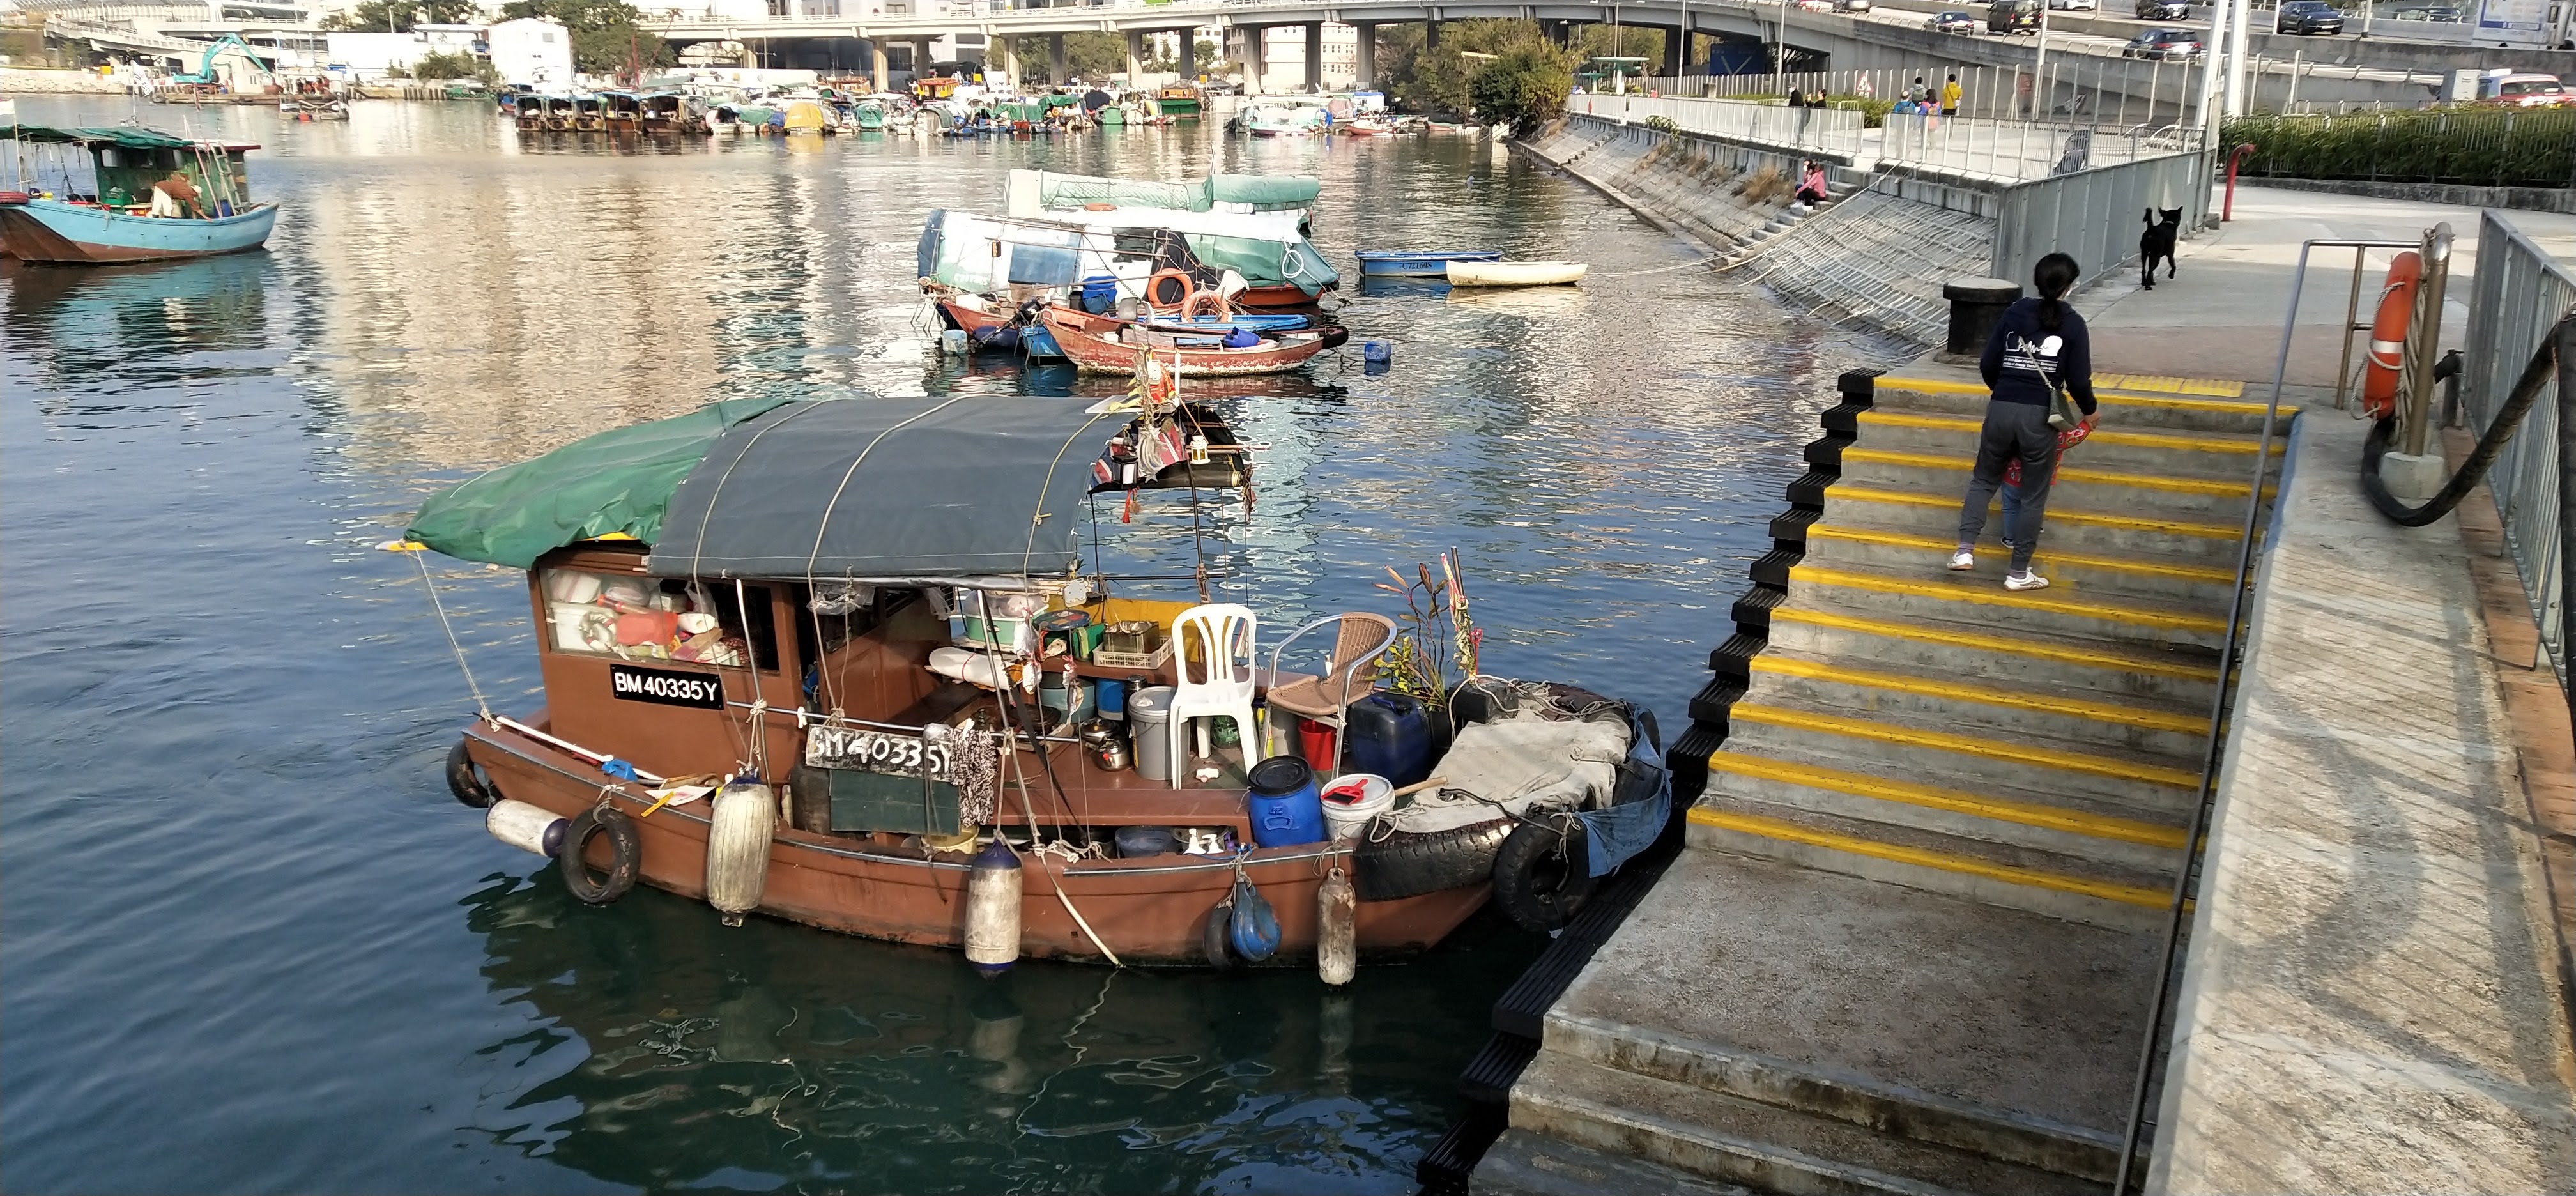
xmin=411 ymin=548 xmax=492 ymax=722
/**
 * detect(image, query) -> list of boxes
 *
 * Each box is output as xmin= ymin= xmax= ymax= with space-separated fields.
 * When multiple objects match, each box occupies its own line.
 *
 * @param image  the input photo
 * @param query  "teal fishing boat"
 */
xmin=1 ymin=123 xmax=275 ymax=265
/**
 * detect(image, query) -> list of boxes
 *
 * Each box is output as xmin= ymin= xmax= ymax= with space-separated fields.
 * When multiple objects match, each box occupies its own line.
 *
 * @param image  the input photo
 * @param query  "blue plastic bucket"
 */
xmin=1094 ymin=678 xmax=1128 ymax=720
xmin=1245 ymin=755 xmax=1328 ymax=848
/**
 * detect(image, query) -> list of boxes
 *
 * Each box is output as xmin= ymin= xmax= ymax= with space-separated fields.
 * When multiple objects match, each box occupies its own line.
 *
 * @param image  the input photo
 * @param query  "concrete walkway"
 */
xmin=2079 ymin=186 xmax=2576 ymax=390
xmin=2149 ymin=416 xmax=2576 ymax=1194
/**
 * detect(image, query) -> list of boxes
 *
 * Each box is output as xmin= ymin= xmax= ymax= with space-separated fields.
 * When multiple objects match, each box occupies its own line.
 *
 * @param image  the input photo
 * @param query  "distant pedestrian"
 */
xmin=1786 ymin=87 xmax=1805 ymax=107
xmin=1941 ymin=73 xmax=1961 ymax=116
xmin=1951 ymin=252 xmax=2095 ymax=591
xmin=1795 ymin=160 xmax=1828 ymax=206
xmin=1908 ymin=75 xmax=1929 ymax=105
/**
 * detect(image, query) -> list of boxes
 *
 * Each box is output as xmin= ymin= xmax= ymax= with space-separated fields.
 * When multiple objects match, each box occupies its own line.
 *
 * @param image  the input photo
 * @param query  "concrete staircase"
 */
xmin=1476 ymin=365 xmax=2288 ymax=1196
xmin=1692 ymin=370 xmax=2285 ymax=933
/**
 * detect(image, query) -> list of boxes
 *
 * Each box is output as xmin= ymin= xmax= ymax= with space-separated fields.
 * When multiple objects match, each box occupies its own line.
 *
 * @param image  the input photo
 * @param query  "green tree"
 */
xmin=498 ymin=0 xmax=673 ymax=75
xmin=1379 ymin=19 xmax=1574 ymax=119
xmin=1468 ymin=44 xmax=1575 ymax=128
xmin=318 ymin=0 xmax=479 ymax=31
xmin=410 ymin=49 xmax=501 ymax=84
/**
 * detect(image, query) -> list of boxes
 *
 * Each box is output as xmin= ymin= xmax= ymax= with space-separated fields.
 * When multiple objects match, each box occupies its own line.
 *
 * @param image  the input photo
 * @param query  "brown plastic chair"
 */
xmin=1262 ymin=613 xmax=1399 ymax=776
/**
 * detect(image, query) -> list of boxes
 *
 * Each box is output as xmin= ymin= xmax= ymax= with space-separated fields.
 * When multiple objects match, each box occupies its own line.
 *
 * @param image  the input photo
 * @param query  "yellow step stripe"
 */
xmin=1749 ymin=654 xmax=2209 ymax=733
xmin=1728 ymin=703 xmax=2204 ymax=790
xmin=1857 ymin=411 xmax=2285 ymax=457
xmin=1708 ymin=748 xmax=2190 ymax=846
xmin=1689 ymin=808 xmax=2174 ymax=907
xmin=1842 ymin=447 xmax=2258 ymax=498
xmin=1807 ymin=524 xmax=2237 ymax=585
xmin=1823 ymin=485 xmax=2246 ymax=541
xmin=1788 ymin=564 xmax=2232 ymax=636
xmin=1878 ymin=374 xmax=2250 ymax=401
xmin=1769 ymin=606 xmax=2222 ymax=683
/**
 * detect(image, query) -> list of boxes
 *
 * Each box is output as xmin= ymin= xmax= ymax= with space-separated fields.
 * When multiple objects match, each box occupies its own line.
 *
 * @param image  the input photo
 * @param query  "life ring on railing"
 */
xmin=558 ymin=806 xmax=642 ymax=905
xmin=1182 ymin=290 xmax=1232 ymax=320
xmin=2362 ymin=250 xmax=2421 ymax=421
xmin=1145 ymin=268 xmax=1195 ymax=310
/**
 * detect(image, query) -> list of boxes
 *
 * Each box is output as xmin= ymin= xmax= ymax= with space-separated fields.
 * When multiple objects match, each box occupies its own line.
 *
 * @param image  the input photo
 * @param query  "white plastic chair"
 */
xmin=1166 ymin=603 xmax=1258 ymax=788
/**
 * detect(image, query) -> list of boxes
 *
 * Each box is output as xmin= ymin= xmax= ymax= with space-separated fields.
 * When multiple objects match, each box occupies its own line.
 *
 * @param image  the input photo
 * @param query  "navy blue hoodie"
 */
xmin=1980 ymin=297 xmax=2097 ymax=416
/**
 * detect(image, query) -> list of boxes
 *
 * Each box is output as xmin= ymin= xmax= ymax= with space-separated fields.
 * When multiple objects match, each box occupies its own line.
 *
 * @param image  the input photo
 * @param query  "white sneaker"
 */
xmin=1947 ymin=549 xmax=1975 ymax=571
xmin=2004 ymin=571 xmax=2050 ymax=591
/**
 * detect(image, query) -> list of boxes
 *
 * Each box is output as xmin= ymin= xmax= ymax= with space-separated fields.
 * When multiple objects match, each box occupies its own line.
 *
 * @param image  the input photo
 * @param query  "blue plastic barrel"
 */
xmin=1080 ymin=275 xmax=1119 ymax=314
xmin=1245 ymin=756 xmax=1328 ymax=847
xmin=1094 ymin=678 xmax=1127 ymax=720
xmin=1363 ymin=340 xmax=1392 ymax=365
xmin=1344 ymin=694 xmax=1434 ymax=788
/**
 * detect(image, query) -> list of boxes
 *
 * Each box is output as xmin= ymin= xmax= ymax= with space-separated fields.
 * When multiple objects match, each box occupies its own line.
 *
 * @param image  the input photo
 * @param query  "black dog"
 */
xmin=2140 ymin=207 xmax=2182 ymax=289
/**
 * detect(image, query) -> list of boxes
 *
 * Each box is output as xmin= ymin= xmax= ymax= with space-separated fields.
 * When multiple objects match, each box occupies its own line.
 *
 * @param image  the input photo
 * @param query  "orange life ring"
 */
xmin=1146 ymin=269 xmax=1195 ymax=310
xmin=1182 ymin=290 xmax=1232 ymax=320
xmin=2362 ymin=250 xmax=2421 ymax=420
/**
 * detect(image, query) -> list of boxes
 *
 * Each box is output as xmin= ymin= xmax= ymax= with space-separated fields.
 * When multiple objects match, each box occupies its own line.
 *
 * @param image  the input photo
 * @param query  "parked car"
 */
xmin=2485 ymin=72 xmax=2568 ymax=106
xmin=1989 ymin=0 xmax=2044 ymax=33
xmin=2389 ymin=4 xmax=2463 ymax=17
xmin=1836 ymin=0 xmax=1873 ymax=12
xmin=2048 ymin=0 xmax=2096 ymax=10
xmin=1927 ymin=8 xmax=1982 ymax=30
xmin=2124 ymin=27 xmax=2205 ymax=57
xmin=2136 ymin=0 xmax=2193 ymax=18
xmin=2274 ymin=0 xmax=2347 ymax=34
xmin=1795 ymin=0 xmax=1834 ymax=12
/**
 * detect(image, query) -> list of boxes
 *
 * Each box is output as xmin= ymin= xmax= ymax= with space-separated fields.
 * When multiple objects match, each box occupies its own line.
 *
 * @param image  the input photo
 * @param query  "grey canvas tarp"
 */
xmin=646 ymin=397 xmax=1112 ymax=582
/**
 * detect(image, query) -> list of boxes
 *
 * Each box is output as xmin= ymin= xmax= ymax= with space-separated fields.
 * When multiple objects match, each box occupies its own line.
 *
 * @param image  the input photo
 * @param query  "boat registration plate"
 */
xmin=804 ymin=724 xmax=956 ymax=782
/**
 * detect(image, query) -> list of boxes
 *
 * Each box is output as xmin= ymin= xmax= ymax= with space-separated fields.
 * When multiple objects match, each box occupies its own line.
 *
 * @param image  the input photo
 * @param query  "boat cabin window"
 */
xmin=539 ymin=567 xmax=779 ymax=671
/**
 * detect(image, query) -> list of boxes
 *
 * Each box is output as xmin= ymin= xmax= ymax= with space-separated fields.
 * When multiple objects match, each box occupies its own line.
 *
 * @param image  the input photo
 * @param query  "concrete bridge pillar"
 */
xmin=1000 ymin=34 xmax=1019 ymax=82
xmin=1661 ymin=25 xmax=1685 ymax=79
xmin=1354 ymin=22 xmax=1375 ymax=88
xmin=913 ymin=38 xmax=934 ymax=77
xmin=871 ymin=38 xmax=889 ymax=91
xmin=1424 ymin=19 xmax=1440 ymax=52
xmin=1048 ymin=32 xmax=1065 ymax=84
xmin=1540 ymin=19 xmax=1567 ymax=47
xmin=1124 ymin=29 xmax=1144 ymax=80
xmin=1242 ymin=26 xmax=1266 ymax=94
xmin=1178 ymin=25 xmax=1196 ymax=79
xmin=1303 ymin=22 xmax=1322 ymax=93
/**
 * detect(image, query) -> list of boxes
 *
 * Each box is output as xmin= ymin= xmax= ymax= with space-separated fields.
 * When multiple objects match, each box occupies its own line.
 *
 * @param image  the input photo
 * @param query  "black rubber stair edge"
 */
xmin=1839 ymin=367 xmax=1884 ymax=403
xmin=1708 ymin=631 xmax=1764 ymax=680
xmin=1749 ymin=546 xmax=1802 ymax=589
xmin=1668 ymin=723 xmax=1724 ymax=801
xmin=1459 ymin=1032 xmax=1542 ymax=1107
xmin=1801 ymin=431 xmax=1855 ymax=470
xmin=1821 ymin=398 xmax=1870 ymax=436
xmin=1687 ymin=676 xmax=1748 ymax=726
xmin=1491 ymin=827 xmax=1689 ymax=1041
xmin=1768 ymin=506 xmax=1821 ymax=547
xmin=1731 ymin=583 xmax=1786 ymax=631
xmin=1414 ymin=1103 xmax=1506 ymax=1196
xmin=1785 ymin=468 xmax=1838 ymax=508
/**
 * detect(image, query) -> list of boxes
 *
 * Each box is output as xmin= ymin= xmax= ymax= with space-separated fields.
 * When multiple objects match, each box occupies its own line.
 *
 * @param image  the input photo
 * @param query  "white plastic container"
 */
xmin=1319 ymin=772 xmax=1395 ymax=841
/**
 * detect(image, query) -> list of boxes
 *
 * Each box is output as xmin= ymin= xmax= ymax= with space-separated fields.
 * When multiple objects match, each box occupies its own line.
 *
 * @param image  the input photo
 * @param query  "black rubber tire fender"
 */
xmin=445 ymin=739 xmax=494 ymax=809
xmin=1353 ymin=816 xmax=1515 ymax=903
xmin=559 ymin=806 xmax=641 ymax=905
xmin=1203 ymin=896 xmax=1236 ymax=970
xmin=1491 ymin=813 xmax=1598 ymax=933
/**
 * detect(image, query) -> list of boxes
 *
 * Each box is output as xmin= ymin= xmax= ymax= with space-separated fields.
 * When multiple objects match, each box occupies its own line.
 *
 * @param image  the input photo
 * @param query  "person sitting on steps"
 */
xmin=1794 ymin=161 xmax=1829 ymax=208
xmin=1951 ymin=252 xmax=2097 ymax=592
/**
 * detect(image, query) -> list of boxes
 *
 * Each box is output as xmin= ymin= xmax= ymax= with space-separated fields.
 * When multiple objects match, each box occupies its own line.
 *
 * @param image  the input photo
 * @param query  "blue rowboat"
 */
xmin=1354 ymin=249 xmax=1503 ymax=277
xmin=1022 ymin=323 xmax=1068 ymax=363
xmin=1135 ymin=312 xmax=1312 ymax=332
xmin=2 ymin=123 xmax=276 ymax=264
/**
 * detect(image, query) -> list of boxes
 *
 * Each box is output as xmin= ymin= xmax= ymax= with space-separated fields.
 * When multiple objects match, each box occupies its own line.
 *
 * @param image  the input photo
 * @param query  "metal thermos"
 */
xmin=1081 ymin=720 xmax=1131 ymax=771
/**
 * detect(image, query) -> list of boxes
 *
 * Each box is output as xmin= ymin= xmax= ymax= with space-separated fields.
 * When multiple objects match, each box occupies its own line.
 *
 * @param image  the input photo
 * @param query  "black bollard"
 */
xmin=1943 ymin=278 xmax=2023 ymax=358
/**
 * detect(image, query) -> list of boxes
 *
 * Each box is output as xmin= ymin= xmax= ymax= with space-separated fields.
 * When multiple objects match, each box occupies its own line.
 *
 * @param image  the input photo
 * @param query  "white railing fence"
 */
xmin=1882 ymin=111 xmax=2206 ymax=181
xmin=1567 ymin=91 xmax=1864 ymax=158
xmin=2460 ymin=209 xmax=2576 ymax=679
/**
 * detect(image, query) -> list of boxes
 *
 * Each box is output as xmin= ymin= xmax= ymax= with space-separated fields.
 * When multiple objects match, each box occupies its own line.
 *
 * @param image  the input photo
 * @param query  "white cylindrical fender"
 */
xmin=705 ymin=782 xmax=776 ymax=926
xmin=964 ymin=837 xmax=1024 ymax=975
xmin=487 ymin=799 xmax=567 ymax=857
xmin=1317 ymin=866 xmax=1357 ymax=986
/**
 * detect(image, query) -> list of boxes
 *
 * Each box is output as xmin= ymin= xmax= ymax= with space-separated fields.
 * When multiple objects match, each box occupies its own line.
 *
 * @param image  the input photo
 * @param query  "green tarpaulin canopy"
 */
xmin=3 ymin=123 xmax=199 ymax=150
xmin=1029 ymin=171 xmax=1319 ymax=215
xmin=1209 ymin=174 xmax=1320 ymax=211
xmin=406 ymin=397 xmax=790 ymax=569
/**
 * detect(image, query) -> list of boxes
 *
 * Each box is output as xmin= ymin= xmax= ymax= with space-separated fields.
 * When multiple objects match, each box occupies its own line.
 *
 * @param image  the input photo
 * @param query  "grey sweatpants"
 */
xmin=1956 ymin=399 xmax=2060 ymax=572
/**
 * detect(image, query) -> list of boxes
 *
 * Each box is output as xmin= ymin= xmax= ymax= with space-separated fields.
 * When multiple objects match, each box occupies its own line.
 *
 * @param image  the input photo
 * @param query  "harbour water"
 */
xmin=0 ymin=96 xmax=1896 ymax=1193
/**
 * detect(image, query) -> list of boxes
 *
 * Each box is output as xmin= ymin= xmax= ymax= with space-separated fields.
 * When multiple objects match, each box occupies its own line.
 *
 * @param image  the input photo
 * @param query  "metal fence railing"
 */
xmin=1988 ymin=148 xmax=2212 ymax=294
xmin=1882 ymin=111 xmax=2207 ymax=182
xmin=2223 ymin=109 xmax=2576 ymax=190
xmin=2460 ymin=209 xmax=2576 ymax=678
xmin=1567 ymin=92 xmax=1864 ymax=159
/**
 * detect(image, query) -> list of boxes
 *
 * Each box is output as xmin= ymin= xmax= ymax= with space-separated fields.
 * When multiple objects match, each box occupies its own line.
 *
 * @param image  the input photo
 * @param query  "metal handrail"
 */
xmin=2106 ymin=234 xmax=2432 ymax=1196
